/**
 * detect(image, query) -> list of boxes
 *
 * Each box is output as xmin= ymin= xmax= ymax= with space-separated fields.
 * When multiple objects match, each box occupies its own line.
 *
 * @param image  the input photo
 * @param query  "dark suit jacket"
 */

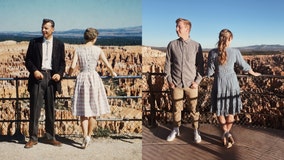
xmin=25 ymin=37 xmax=66 ymax=93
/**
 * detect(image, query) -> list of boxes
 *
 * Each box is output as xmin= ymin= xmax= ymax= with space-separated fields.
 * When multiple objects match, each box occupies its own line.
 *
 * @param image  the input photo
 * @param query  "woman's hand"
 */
xmin=249 ymin=70 xmax=261 ymax=76
xmin=111 ymin=71 xmax=117 ymax=78
xmin=252 ymin=72 xmax=261 ymax=76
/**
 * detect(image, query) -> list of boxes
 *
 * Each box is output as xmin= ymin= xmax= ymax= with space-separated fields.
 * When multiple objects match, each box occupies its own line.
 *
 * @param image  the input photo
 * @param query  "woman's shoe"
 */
xmin=81 ymin=136 xmax=91 ymax=149
xmin=226 ymin=133 xmax=234 ymax=148
xmin=227 ymin=133 xmax=235 ymax=144
xmin=227 ymin=142 xmax=233 ymax=148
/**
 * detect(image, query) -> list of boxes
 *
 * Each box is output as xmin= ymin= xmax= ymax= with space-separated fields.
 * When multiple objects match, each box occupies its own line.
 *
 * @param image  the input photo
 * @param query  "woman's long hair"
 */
xmin=217 ymin=29 xmax=233 ymax=65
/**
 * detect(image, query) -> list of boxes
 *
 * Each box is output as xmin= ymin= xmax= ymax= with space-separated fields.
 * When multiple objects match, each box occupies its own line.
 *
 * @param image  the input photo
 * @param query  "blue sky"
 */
xmin=143 ymin=0 xmax=284 ymax=48
xmin=1 ymin=0 xmax=283 ymax=48
xmin=0 ymin=0 xmax=141 ymax=31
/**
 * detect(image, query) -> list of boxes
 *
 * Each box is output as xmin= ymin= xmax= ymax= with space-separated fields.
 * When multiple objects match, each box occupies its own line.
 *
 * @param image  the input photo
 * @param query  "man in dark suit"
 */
xmin=24 ymin=19 xmax=66 ymax=148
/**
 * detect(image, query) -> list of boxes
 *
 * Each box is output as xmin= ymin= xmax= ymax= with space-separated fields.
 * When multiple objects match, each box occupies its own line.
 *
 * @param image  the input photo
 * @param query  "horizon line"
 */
xmin=143 ymin=44 xmax=284 ymax=50
xmin=0 ymin=25 xmax=142 ymax=33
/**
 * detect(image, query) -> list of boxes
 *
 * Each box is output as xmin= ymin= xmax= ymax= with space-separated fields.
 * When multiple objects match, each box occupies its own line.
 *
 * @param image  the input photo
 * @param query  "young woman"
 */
xmin=207 ymin=29 xmax=261 ymax=148
xmin=69 ymin=28 xmax=117 ymax=149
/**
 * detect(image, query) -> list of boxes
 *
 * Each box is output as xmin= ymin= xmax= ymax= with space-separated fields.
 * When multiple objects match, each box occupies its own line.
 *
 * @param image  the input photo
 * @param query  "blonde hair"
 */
xmin=217 ymin=29 xmax=233 ymax=65
xmin=176 ymin=18 xmax=191 ymax=30
xmin=84 ymin=28 xmax=99 ymax=42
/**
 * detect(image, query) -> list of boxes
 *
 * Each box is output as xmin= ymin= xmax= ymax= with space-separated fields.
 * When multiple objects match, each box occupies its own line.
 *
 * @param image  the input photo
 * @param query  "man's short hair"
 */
xmin=42 ymin=19 xmax=55 ymax=28
xmin=176 ymin=18 xmax=191 ymax=29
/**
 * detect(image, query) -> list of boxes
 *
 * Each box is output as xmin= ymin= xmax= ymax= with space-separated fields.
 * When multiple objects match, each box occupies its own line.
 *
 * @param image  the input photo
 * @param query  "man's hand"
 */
xmin=52 ymin=74 xmax=61 ymax=82
xmin=190 ymin=82 xmax=198 ymax=89
xmin=34 ymin=70 xmax=44 ymax=80
xmin=169 ymin=82 xmax=175 ymax=89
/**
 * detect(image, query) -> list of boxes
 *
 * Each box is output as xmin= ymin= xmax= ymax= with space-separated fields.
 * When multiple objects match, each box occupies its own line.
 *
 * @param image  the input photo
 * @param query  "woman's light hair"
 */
xmin=84 ymin=28 xmax=99 ymax=42
xmin=217 ymin=29 xmax=233 ymax=65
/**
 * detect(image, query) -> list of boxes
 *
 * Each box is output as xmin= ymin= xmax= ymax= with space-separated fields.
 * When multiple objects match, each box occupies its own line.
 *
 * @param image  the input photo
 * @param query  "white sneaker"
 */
xmin=81 ymin=136 xmax=91 ymax=149
xmin=194 ymin=130 xmax=202 ymax=143
xmin=167 ymin=127 xmax=180 ymax=141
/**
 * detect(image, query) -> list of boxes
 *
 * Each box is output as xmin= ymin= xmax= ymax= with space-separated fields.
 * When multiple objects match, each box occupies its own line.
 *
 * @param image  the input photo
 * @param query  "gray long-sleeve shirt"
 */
xmin=164 ymin=38 xmax=204 ymax=88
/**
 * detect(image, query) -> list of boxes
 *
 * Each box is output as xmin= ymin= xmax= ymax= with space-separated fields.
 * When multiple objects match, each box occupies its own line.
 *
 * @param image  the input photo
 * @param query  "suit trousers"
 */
xmin=171 ymin=87 xmax=200 ymax=129
xmin=29 ymin=71 xmax=56 ymax=141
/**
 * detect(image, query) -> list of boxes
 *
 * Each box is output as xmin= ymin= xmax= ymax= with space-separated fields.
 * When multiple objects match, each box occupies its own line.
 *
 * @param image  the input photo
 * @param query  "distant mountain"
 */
xmin=236 ymin=44 xmax=284 ymax=51
xmin=55 ymin=26 xmax=142 ymax=38
xmin=0 ymin=26 xmax=142 ymax=38
xmin=0 ymin=26 xmax=142 ymax=45
xmin=150 ymin=44 xmax=284 ymax=53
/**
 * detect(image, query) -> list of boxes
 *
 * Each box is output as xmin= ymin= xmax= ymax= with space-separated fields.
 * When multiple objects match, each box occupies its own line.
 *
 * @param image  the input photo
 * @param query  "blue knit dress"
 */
xmin=207 ymin=48 xmax=251 ymax=116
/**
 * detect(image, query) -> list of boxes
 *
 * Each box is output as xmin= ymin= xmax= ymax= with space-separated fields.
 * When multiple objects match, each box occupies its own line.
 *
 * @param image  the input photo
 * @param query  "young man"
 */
xmin=164 ymin=18 xmax=204 ymax=143
xmin=24 ymin=19 xmax=66 ymax=148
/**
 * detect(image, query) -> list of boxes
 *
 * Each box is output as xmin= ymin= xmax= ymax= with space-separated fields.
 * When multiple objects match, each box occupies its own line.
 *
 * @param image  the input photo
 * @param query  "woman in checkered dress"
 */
xmin=68 ymin=28 xmax=117 ymax=149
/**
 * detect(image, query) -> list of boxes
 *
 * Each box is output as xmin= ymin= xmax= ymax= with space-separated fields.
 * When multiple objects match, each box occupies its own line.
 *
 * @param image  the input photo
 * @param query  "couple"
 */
xmin=24 ymin=19 xmax=116 ymax=149
xmin=164 ymin=18 xmax=260 ymax=148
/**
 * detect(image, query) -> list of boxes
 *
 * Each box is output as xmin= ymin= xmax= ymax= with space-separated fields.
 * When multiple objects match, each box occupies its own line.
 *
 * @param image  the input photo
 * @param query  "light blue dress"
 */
xmin=207 ymin=48 xmax=251 ymax=116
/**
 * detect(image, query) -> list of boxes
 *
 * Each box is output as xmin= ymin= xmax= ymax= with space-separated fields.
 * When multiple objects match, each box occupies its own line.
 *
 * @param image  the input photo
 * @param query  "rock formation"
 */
xmin=0 ymin=41 xmax=142 ymax=137
xmin=142 ymin=46 xmax=284 ymax=129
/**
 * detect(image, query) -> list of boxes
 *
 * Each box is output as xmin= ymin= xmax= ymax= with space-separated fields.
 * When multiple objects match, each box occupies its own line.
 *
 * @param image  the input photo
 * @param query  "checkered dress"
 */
xmin=72 ymin=46 xmax=110 ymax=117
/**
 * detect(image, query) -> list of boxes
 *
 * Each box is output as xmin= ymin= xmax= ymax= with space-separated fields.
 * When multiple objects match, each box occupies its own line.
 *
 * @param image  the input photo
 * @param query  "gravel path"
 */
xmin=0 ymin=135 xmax=142 ymax=160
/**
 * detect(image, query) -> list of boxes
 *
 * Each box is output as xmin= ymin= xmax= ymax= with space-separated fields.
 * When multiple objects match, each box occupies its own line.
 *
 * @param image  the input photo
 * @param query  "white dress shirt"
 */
xmin=41 ymin=37 xmax=53 ymax=70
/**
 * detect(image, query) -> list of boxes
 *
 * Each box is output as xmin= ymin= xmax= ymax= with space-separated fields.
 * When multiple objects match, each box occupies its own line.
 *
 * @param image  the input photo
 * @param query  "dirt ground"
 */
xmin=0 ymin=135 xmax=142 ymax=160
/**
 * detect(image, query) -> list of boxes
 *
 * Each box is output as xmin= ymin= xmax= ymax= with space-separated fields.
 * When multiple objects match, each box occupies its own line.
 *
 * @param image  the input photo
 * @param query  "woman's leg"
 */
xmin=225 ymin=115 xmax=234 ymax=133
xmin=218 ymin=115 xmax=228 ymax=145
xmin=226 ymin=115 xmax=235 ymax=147
xmin=87 ymin=117 xmax=96 ymax=137
xmin=80 ymin=116 xmax=89 ymax=138
xmin=81 ymin=116 xmax=92 ymax=149
xmin=218 ymin=115 xmax=228 ymax=133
